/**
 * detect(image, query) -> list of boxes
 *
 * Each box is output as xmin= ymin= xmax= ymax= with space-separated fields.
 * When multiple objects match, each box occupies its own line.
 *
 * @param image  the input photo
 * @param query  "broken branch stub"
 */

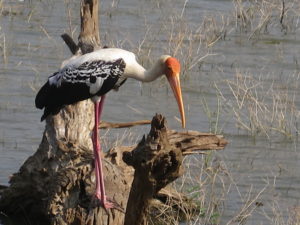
xmin=123 ymin=114 xmax=184 ymax=225
xmin=78 ymin=0 xmax=100 ymax=53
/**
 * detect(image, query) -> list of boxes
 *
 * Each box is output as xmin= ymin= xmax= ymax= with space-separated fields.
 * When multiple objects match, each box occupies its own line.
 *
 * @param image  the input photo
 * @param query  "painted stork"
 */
xmin=35 ymin=48 xmax=186 ymax=209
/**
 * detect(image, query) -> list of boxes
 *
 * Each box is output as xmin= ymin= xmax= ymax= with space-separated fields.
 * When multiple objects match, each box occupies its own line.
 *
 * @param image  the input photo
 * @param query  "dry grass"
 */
xmin=140 ymin=153 xmax=271 ymax=225
xmin=139 ymin=152 xmax=300 ymax=225
xmin=202 ymin=0 xmax=300 ymax=138
xmin=98 ymin=0 xmax=300 ymax=139
xmin=233 ymin=0 xmax=300 ymax=38
xmin=261 ymin=202 xmax=300 ymax=225
xmin=215 ymin=71 xmax=300 ymax=138
xmin=100 ymin=7 xmax=228 ymax=78
xmin=0 ymin=0 xmax=6 ymax=64
xmin=0 ymin=33 xmax=6 ymax=64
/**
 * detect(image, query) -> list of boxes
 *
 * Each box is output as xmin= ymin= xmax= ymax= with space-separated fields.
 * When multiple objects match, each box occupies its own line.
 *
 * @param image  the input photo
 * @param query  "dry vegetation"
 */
xmin=142 ymin=152 xmax=300 ymax=225
xmin=216 ymin=71 xmax=300 ymax=138
xmin=223 ymin=0 xmax=300 ymax=138
xmin=233 ymin=0 xmax=300 ymax=37
xmin=0 ymin=0 xmax=6 ymax=64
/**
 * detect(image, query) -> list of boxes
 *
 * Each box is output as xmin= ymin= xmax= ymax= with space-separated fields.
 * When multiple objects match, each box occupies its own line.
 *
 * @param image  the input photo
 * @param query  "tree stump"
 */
xmin=0 ymin=113 xmax=227 ymax=225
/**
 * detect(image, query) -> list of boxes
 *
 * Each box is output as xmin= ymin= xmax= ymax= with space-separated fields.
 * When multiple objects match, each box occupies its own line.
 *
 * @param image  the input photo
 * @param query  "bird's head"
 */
xmin=161 ymin=56 xmax=186 ymax=128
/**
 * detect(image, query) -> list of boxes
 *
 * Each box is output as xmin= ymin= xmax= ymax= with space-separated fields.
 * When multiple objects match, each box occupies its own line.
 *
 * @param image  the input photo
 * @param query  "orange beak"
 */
xmin=166 ymin=72 xmax=186 ymax=128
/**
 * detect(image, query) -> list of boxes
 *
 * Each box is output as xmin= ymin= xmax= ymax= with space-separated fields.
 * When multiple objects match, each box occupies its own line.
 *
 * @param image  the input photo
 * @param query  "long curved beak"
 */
xmin=167 ymin=73 xmax=186 ymax=128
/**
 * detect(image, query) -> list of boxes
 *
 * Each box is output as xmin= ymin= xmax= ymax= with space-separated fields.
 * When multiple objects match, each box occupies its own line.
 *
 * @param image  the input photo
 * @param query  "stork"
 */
xmin=35 ymin=48 xmax=186 ymax=209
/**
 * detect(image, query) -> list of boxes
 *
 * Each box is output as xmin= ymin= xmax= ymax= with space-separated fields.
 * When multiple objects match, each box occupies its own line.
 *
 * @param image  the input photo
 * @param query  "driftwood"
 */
xmin=0 ymin=1 xmax=228 ymax=225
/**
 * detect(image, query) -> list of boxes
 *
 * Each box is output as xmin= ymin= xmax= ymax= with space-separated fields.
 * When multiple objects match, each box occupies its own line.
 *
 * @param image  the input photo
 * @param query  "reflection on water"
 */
xmin=0 ymin=0 xmax=299 ymax=224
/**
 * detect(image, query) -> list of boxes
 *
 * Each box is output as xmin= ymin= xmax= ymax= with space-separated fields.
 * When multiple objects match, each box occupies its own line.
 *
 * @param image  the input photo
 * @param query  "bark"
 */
xmin=78 ymin=0 xmax=100 ymax=53
xmin=123 ymin=115 xmax=184 ymax=225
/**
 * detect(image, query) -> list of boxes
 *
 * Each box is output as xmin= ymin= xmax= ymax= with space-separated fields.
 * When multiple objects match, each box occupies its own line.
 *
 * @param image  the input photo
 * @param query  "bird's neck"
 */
xmin=126 ymin=59 xmax=164 ymax=82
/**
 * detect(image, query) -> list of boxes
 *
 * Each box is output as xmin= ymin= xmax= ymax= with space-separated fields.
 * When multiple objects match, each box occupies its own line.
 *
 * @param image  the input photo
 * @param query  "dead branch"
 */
xmin=61 ymin=33 xmax=79 ymax=54
xmin=78 ymin=0 xmax=100 ymax=53
xmin=99 ymin=120 xmax=151 ymax=129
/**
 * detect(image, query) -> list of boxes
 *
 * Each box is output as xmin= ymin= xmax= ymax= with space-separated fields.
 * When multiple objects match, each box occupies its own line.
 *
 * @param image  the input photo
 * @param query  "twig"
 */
xmin=61 ymin=33 xmax=79 ymax=54
xmin=280 ymin=0 xmax=285 ymax=25
xmin=99 ymin=120 xmax=151 ymax=129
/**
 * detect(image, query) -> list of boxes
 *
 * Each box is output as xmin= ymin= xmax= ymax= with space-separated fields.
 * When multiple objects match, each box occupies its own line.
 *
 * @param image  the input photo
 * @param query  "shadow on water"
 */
xmin=1 ymin=0 xmax=300 ymax=224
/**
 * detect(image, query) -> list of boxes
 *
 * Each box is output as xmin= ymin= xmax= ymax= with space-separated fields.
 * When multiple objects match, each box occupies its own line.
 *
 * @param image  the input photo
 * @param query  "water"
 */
xmin=0 ymin=0 xmax=300 ymax=224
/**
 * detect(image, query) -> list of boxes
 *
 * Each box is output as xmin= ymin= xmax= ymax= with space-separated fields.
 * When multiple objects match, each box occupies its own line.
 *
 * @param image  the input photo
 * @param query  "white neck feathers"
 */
xmin=125 ymin=55 xmax=170 ymax=83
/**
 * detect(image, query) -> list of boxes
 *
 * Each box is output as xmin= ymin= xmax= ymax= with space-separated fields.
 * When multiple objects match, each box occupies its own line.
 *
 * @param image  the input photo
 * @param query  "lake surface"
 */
xmin=0 ymin=0 xmax=300 ymax=224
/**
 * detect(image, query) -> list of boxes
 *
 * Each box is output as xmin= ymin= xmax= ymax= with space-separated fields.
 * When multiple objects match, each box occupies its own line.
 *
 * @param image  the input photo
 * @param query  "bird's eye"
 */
xmin=167 ymin=66 xmax=172 ymax=71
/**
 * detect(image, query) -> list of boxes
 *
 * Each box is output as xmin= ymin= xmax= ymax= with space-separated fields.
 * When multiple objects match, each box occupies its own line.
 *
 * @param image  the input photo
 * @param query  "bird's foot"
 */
xmin=90 ymin=194 xmax=124 ymax=213
xmin=95 ymin=193 xmax=115 ymax=210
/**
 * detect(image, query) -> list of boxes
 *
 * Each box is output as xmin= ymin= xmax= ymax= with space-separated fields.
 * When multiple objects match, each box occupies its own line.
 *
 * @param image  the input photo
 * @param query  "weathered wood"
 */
xmin=105 ymin=129 xmax=228 ymax=174
xmin=123 ymin=115 xmax=184 ymax=225
xmin=61 ymin=33 xmax=79 ymax=54
xmin=167 ymin=130 xmax=228 ymax=154
xmin=99 ymin=120 xmax=151 ymax=129
xmin=78 ymin=0 xmax=100 ymax=53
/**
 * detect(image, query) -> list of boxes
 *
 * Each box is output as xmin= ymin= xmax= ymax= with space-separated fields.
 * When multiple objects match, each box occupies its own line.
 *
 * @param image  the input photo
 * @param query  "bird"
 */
xmin=35 ymin=47 xmax=186 ymax=209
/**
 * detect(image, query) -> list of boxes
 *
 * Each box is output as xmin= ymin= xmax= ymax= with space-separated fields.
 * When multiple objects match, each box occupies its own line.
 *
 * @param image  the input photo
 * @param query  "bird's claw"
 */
xmin=89 ymin=195 xmax=125 ymax=214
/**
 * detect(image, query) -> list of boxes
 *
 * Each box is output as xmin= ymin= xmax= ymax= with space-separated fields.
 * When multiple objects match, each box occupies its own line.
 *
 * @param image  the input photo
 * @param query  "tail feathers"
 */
xmin=35 ymin=81 xmax=51 ymax=109
xmin=41 ymin=113 xmax=47 ymax=122
xmin=40 ymin=106 xmax=61 ymax=121
xmin=35 ymin=81 xmax=62 ymax=121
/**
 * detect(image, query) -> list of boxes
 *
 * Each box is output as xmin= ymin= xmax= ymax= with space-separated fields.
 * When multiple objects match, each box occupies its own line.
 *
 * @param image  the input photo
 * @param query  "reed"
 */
xmin=131 ymin=152 xmax=270 ymax=225
xmin=232 ymin=0 xmax=300 ymax=38
xmin=215 ymin=70 xmax=300 ymax=138
xmin=0 ymin=34 xmax=7 ymax=64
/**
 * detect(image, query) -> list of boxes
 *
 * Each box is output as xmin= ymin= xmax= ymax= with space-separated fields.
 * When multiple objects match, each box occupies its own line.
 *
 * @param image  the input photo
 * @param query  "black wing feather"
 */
xmin=35 ymin=58 xmax=126 ymax=121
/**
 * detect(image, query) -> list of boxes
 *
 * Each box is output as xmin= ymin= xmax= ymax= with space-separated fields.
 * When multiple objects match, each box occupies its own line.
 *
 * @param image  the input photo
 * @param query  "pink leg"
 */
xmin=92 ymin=95 xmax=114 ymax=209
